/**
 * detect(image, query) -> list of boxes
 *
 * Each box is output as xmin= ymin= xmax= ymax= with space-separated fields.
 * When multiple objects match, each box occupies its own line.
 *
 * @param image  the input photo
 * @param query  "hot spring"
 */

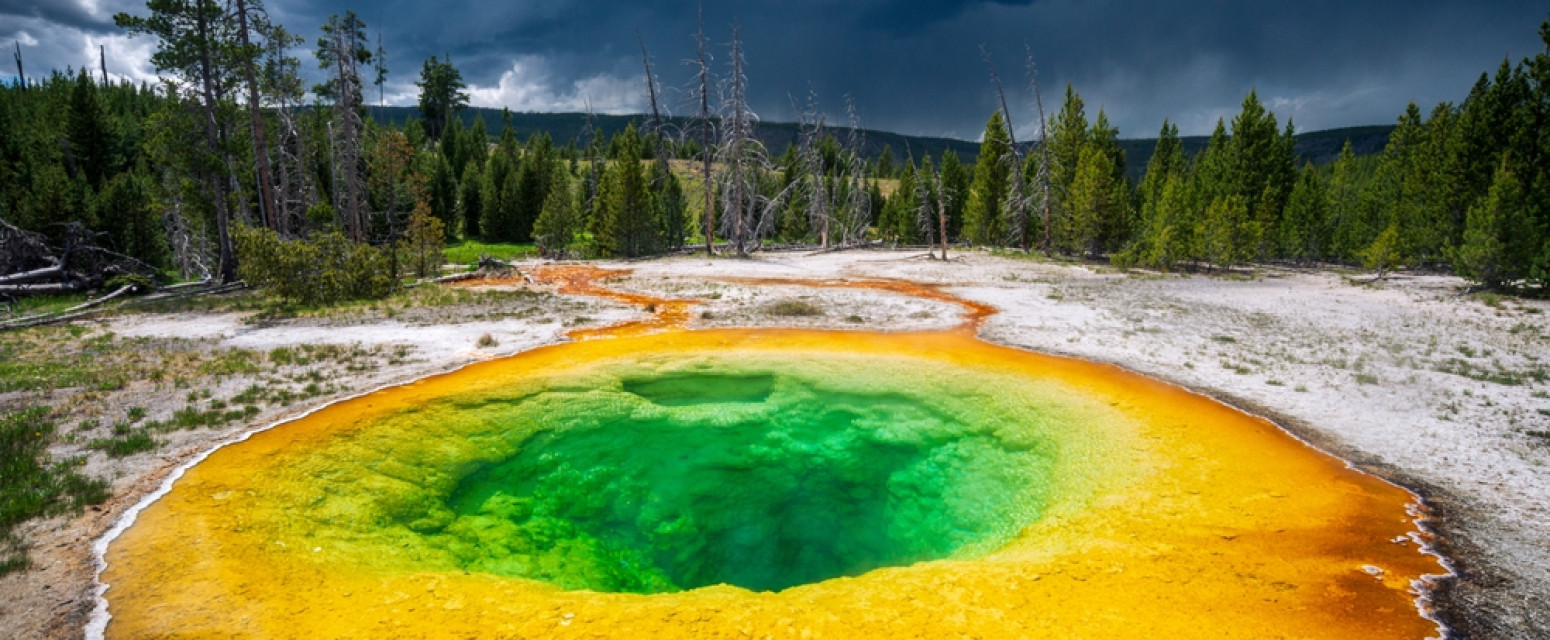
xmin=94 ymin=274 xmax=1447 ymax=639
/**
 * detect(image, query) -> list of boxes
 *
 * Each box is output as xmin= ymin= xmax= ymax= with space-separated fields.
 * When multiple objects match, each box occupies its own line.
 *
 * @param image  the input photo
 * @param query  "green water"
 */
xmin=258 ymin=351 xmax=1111 ymax=595
xmin=433 ymin=371 xmax=1054 ymax=593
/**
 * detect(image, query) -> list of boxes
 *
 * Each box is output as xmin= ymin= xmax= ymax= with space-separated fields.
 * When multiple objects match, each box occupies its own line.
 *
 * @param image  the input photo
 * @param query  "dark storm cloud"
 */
xmin=0 ymin=0 xmax=116 ymax=33
xmin=14 ymin=1 xmax=1550 ymax=139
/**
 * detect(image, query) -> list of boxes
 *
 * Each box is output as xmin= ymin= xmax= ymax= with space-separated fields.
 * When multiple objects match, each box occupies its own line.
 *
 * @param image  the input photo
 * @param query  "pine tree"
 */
xmin=1198 ymin=194 xmax=1255 ymax=271
xmin=650 ymin=159 xmax=688 ymax=251
xmin=480 ymin=150 xmax=516 ymax=240
xmin=1065 ymin=145 xmax=1113 ymax=258
xmin=1280 ymin=163 xmax=1331 ymax=263
xmin=95 ymin=171 xmax=168 ymax=267
xmin=1121 ymin=120 xmax=1188 ymax=268
xmin=442 ymin=116 xmax=467 ymax=180
xmin=459 ymin=159 xmax=483 ymax=238
xmin=532 ymin=173 xmax=579 ymax=258
xmin=396 ymin=207 xmax=445 ymax=279
xmin=595 ymin=124 xmax=656 ymax=257
xmin=939 ymin=150 xmax=971 ymax=241
xmin=1455 ymin=160 xmax=1533 ymax=289
xmin=66 ymin=70 xmax=117 ymax=189
xmin=1139 ymin=120 xmax=1184 ymax=212
xmin=415 ymin=55 xmax=468 ymax=142
xmin=512 ymin=133 xmax=557 ymax=242
xmin=876 ymin=145 xmax=896 ymax=179
xmin=964 ymin=110 xmax=1012 ymax=245
xmin=1087 ymin=109 xmax=1130 ymax=253
xmin=879 ymin=162 xmax=920 ymax=245
xmin=1143 ymin=173 xmax=1197 ymax=270
xmin=1047 ymin=84 xmax=1089 ymax=251
xmin=424 ymin=152 xmax=457 ymax=239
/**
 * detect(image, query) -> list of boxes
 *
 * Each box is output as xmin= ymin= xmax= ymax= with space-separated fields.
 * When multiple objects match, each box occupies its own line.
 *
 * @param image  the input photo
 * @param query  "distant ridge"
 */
xmin=367 ymin=106 xmax=1394 ymax=177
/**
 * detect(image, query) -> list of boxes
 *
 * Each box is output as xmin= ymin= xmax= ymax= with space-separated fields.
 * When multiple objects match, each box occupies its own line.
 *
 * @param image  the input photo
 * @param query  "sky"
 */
xmin=4 ymin=1 xmax=1547 ymax=140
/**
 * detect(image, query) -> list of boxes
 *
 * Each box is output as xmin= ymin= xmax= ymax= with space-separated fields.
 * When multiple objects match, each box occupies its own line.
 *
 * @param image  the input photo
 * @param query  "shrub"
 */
xmin=397 ymin=208 xmax=447 ymax=279
xmin=1 ymin=408 xmax=110 ymax=575
xmin=234 ymin=226 xmax=396 ymax=305
xmin=765 ymin=299 xmax=824 ymax=317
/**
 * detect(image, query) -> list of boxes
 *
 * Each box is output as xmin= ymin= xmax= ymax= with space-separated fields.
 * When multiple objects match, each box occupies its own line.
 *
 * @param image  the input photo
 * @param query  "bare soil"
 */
xmin=2 ymin=249 xmax=1546 ymax=638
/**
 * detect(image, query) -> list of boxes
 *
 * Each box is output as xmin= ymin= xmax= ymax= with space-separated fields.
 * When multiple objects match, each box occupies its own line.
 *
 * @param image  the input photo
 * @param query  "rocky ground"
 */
xmin=1 ymin=249 xmax=1546 ymax=638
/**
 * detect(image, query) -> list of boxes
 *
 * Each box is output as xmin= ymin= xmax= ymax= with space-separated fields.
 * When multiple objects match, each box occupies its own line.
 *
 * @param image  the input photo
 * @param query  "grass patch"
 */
xmin=1434 ymin=358 xmax=1544 ymax=386
xmin=476 ymin=333 xmax=499 ymax=348
xmin=765 ymin=299 xmax=824 ymax=317
xmin=1 ymin=408 xmax=110 ymax=576
xmin=1355 ymin=373 xmax=1380 ymax=385
xmin=1211 ymin=335 xmax=1238 ymax=344
xmin=88 ymin=429 xmax=158 ymax=458
xmin=443 ymin=240 xmax=538 ymax=265
xmin=2 ymin=292 xmax=93 ymax=318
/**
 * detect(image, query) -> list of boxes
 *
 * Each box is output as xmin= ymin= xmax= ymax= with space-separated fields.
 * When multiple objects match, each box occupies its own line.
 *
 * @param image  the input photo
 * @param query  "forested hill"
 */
xmin=365 ymin=106 xmax=984 ymax=166
xmin=1119 ymin=125 xmax=1394 ymax=178
xmin=367 ymin=106 xmax=1393 ymax=175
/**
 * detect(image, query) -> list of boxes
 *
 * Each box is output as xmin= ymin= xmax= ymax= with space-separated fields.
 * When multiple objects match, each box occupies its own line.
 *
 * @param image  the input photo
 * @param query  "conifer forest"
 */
xmin=4 ymin=6 xmax=1549 ymax=302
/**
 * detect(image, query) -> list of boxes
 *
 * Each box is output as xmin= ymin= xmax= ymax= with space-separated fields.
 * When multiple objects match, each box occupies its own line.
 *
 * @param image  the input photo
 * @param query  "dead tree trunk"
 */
xmin=1027 ymin=50 xmax=1053 ymax=256
xmin=236 ymin=0 xmax=279 ymax=233
xmin=13 ymin=41 xmax=25 ymax=90
xmin=694 ymin=4 xmax=715 ymax=256
xmin=726 ymin=23 xmax=748 ymax=254
xmin=841 ymin=95 xmax=871 ymax=247
xmin=982 ymin=46 xmax=1028 ymax=252
xmin=329 ymin=26 xmax=367 ymax=241
xmin=797 ymin=89 xmax=831 ymax=249
xmin=195 ymin=2 xmax=237 ymax=283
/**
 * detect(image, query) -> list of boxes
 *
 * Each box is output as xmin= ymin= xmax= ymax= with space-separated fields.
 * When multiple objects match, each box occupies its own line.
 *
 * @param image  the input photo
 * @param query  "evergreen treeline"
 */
xmin=935 ymin=16 xmax=1550 ymax=292
xmin=3 ymin=6 xmax=1546 ymax=298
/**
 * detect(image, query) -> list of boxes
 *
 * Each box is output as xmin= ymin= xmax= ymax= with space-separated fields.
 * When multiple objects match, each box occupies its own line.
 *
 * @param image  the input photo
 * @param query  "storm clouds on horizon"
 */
xmin=4 ymin=0 xmax=1546 ymax=140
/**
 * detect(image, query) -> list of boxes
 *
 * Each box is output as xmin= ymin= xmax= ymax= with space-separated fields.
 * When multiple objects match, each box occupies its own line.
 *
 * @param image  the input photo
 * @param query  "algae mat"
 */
xmin=96 ymin=327 xmax=1445 ymax=639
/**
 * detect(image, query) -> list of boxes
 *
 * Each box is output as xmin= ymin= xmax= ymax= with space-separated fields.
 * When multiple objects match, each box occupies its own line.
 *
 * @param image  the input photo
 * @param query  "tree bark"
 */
xmin=696 ymin=5 xmax=714 ymax=256
xmin=0 ymin=265 xmax=63 ymax=285
xmin=236 ymin=0 xmax=279 ymax=234
xmin=13 ymin=41 xmax=25 ymax=90
xmin=194 ymin=0 xmax=237 ymax=284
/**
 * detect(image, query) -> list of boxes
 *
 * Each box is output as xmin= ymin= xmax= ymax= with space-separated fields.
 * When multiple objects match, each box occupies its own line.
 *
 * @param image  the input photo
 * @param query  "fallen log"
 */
xmin=434 ymin=272 xmax=484 ymax=284
xmin=478 ymin=254 xmax=513 ymax=270
xmin=0 ymin=282 xmax=86 ymax=294
xmin=0 ymin=264 xmax=63 ymax=286
xmin=0 ymin=284 xmax=137 ymax=330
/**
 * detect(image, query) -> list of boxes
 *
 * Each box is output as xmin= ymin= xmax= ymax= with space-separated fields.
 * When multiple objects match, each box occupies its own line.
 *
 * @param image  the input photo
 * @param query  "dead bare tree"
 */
xmin=981 ymin=45 xmax=1030 ymax=252
xmin=1027 ymin=47 xmax=1053 ymax=255
xmin=0 ymin=221 xmax=157 ymax=295
xmin=99 ymin=45 xmax=108 ymax=86
xmin=12 ymin=41 xmax=24 ymax=90
xmin=579 ymin=100 xmax=603 ymax=220
xmin=263 ymin=23 xmax=314 ymax=235
xmin=639 ymin=35 xmax=671 ymax=166
xmin=713 ymin=25 xmax=790 ymax=255
xmin=795 ymin=88 xmax=833 ymax=248
xmin=916 ymin=157 xmax=951 ymax=260
xmin=235 ymin=0 xmax=278 ymax=233
xmin=839 ymin=95 xmax=872 ymax=247
xmin=324 ymin=20 xmax=368 ymax=241
xmin=190 ymin=1 xmax=238 ymax=283
xmin=690 ymin=3 xmax=717 ymax=255
xmin=160 ymin=174 xmax=215 ymax=281
xmin=716 ymin=23 xmax=755 ymax=253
